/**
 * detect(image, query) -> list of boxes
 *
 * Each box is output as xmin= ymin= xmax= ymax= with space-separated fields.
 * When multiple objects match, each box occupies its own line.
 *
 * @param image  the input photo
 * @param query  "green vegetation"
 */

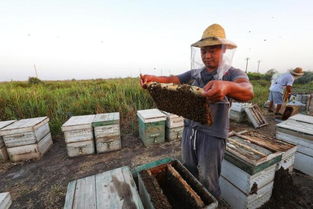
xmin=1 ymin=76 xmax=312 ymax=136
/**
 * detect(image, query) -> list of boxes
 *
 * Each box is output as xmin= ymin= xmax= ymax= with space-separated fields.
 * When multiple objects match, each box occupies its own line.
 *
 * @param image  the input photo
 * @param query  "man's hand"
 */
xmin=140 ymin=74 xmax=156 ymax=89
xmin=202 ymin=80 xmax=230 ymax=102
xmin=139 ymin=74 xmax=181 ymax=89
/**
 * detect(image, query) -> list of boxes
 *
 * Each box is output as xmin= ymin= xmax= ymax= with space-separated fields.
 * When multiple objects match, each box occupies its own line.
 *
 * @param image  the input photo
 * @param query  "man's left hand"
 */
xmin=202 ymin=80 xmax=230 ymax=102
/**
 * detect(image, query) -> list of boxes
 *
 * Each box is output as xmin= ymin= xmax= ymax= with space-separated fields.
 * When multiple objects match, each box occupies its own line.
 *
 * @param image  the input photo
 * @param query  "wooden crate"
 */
xmin=236 ymin=131 xmax=297 ymax=171
xmin=219 ymin=176 xmax=273 ymax=209
xmin=166 ymin=126 xmax=183 ymax=141
xmin=230 ymin=103 xmax=251 ymax=122
xmin=137 ymin=109 xmax=166 ymax=146
xmin=0 ymin=117 xmax=50 ymax=148
xmin=62 ymin=115 xmax=95 ymax=143
xmin=0 ymin=192 xmax=12 ymax=209
xmin=92 ymin=113 xmax=121 ymax=153
xmin=137 ymin=160 xmax=218 ymax=209
xmin=66 ymin=140 xmax=95 ymax=157
xmin=0 ymin=120 xmax=16 ymax=147
xmin=7 ymin=133 xmax=53 ymax=162
xmin=64 ymin=166 xmax=144 ymax=209
xmin=244 ymin=105 xmax=268 ymax=128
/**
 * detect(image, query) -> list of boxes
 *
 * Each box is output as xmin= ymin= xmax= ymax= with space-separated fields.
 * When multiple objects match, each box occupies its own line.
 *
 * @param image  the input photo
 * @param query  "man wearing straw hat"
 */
xmin=268 ymin=67 xmax=304 ymax=115
xmin=140 ymin=24 xmax=254 ymax=199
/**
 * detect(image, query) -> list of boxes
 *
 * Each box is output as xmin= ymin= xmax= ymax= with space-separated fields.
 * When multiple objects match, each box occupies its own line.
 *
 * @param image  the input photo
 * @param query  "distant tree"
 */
xmin=28 ymin=77 xmax=42 ymax=84
xmin=264 ymin=69 xmax=278 ymax=81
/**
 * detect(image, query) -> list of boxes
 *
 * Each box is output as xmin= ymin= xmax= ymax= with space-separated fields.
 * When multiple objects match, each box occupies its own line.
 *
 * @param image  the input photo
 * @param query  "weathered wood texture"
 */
xmin=95 ymin=136 xmax=121 ymax=153
xmin=61 ymin=115 xmax=95 ymax=132
xmin=6 ymin=133 xmax=53 ymax=162
xmin=92 ymin=112 xmax=119 ymax=127
xmin=294 ymin=152 xmax=313 ymax=177
xmin=64 ymin=129 xmax=94 ymax=144
xmin=162 ymin=111 xmax=184 ymax=128
xmin=220 ymin=176 xmax=273 ymax=209
xmin=0 ymin=192 xmax=12 ymax=209
xmin=244 ymin=105 xmax=268 ymax=128
xmin=66 ymin=140 xmax=95 ymax=157
xmin=0 ymin=147 xmax=9 ymax=162
xmin=0 ymin=120 xmax=16 ymax=147
xmin=230 ymin=103 xmax=252 ymax=122
xmin=289 ymin=113 xmax=313 ymax=124
xmin=64 ymin=166 xmax=144 ymax=209
xmin=221 ymin=160 xmax=276 ymax=195
xmin=277 ymin=120 xmax=313 ymax=139
xmin=166 ymin=126 xmax=183 ymax=141
xmin=137 ymin=109 xmax=166 ymax=146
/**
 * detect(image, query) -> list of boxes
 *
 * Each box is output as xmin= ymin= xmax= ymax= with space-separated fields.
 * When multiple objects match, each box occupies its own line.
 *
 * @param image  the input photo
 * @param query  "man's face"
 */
xmin=201 ymin=45 xmax=225 ymax=70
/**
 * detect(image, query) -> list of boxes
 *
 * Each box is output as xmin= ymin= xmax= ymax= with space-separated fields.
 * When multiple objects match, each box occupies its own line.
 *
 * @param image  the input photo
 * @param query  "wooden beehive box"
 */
xmin=137 ymin=160 xmax=218 ymax=209
xmin=92 ymin=112 xmax=121 ymax=153
xmin=229 ymin=103 xmax=251 ymax=122
xmin=6 ymin=133 xmax=53 ymax=162
xmin=146 ymin=82 xmax=213 ymax=125
xmin=0 ymin=117 xmax=50 ymax=148
xmin=162 ymin=112 xmax=184 ymax=141
xmin=220 ymin=134 xmax=282 ymax=209
xmin=64 ymin=166 xmax=144 ymax=209
xmin=137 ymin=109 xmax=166 ymax=146
xmin=276 ymin=114 xmax=313 ymax=176
xmin=62 ymin=115 xmax=96 ymax=157
xmin=0 ymin=120 xmax=16 ymax=162
xmin=0 ymin=192 xmax=12 ymax=209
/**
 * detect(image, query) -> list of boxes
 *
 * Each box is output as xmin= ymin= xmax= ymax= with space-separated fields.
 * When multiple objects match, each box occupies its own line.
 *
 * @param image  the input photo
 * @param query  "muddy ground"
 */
xmin=0 ymin=111 xmax=313 ymax=209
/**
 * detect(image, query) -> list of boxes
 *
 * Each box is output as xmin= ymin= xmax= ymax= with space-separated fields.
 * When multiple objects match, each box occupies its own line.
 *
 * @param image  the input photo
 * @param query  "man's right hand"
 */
xmin=140 ymin=74 xmax=156 ymax=89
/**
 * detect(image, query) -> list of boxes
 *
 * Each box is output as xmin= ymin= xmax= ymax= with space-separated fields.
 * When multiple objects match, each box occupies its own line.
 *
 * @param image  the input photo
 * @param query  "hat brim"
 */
xmin=290 ymin=70 xmax=304 ymax=76
xmin=191 ymin=38 xmax=237 ymax=49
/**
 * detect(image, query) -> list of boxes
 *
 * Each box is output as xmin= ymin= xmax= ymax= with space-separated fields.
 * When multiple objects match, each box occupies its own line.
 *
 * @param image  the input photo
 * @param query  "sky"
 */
xmin=0 ymin=0 xmax=313 ymax=81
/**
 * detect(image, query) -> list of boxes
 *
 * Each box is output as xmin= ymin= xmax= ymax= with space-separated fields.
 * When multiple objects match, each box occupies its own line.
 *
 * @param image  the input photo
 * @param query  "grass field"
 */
xmin=0 ymin=78 xmax=312 ymax=136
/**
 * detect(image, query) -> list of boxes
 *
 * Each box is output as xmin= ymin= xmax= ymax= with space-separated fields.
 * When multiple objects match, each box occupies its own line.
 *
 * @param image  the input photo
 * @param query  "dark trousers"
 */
xmin=181 ymin=127 xmax=226 ymax=199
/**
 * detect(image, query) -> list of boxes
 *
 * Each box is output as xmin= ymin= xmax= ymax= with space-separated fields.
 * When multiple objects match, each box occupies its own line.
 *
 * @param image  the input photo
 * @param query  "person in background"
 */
xmin=140 ymin=24 xmax=253 ymax=199
xmin=268 ymin=67 xmax=304 ymax=115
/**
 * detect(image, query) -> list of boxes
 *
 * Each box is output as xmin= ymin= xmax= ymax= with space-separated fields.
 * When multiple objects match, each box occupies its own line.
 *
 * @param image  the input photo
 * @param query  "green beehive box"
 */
xmin=137 ymin=109 xmax=166 ymax=146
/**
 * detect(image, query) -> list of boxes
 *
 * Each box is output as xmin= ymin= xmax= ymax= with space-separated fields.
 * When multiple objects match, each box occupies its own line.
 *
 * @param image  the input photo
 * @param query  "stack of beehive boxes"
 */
xmin=0 ymin=117 xmax=53 ymax=162
xmin=137 ymin=109 xmax=167 ymax=146
xmin=220 ymin=133 xmax=283 ymax=209
xmin=61 ymin=115 xmax=96 ymax=157
xmin=276 ymin=114 xmax=313 ymax=177
xmin=162 ymin=112 xmax=184 ymax=141
xmin=0 ymin=120 xmax=16 ymax=162
xmin=92 ymin=112 xmax=121 ymax=153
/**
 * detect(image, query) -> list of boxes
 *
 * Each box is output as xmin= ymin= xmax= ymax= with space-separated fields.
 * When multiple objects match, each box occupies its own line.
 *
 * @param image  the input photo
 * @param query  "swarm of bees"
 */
xmin=147 ymin=82 xmax=212 ymax=125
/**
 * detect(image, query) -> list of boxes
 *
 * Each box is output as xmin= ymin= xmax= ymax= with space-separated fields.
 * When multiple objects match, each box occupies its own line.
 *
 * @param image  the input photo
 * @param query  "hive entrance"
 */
xmin=139 ymin=161 xmax=213 ymax=209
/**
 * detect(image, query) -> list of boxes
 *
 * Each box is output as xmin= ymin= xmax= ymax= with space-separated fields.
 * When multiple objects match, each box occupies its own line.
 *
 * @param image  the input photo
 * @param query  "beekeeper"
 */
xmin=268 ymin=67 xmax=304 ymax=115
xmin=140 ymin=24 xmax=253 ymax=199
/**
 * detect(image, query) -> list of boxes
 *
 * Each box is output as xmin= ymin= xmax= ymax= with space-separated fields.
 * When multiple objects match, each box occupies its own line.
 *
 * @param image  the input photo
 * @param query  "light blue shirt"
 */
xmin=269 ymin=72 xmax=294 ymax=93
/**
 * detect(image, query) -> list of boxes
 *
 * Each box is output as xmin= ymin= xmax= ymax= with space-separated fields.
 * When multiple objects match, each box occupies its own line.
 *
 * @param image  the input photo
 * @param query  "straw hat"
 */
xmin=290 ymin=67 xmax=304 ymax=77
xmin=191 ymin=24 xmax=237 ymax=49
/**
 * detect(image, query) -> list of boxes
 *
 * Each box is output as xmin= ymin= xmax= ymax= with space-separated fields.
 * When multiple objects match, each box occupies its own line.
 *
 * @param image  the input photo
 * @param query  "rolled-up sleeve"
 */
xmin=229 ymin=68 xmax=249 ymax=81
xmin=176 ymin=70 xmax=192 ymax=84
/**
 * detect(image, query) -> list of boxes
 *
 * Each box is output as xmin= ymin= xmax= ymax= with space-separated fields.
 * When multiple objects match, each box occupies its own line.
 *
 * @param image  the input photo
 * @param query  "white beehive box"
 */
xmin=0 ymin=117 xmax=49 ymax=148
xmin=0 ymin=192 xmax=12 ymax=209
xmin=137 ymin=109 xmax=166 ymax=146
xmin=64 ymin=166 xmax=144 ymax=209
xmin=62 ymin=115 xmax=95 ymax=143
xmin=66 ymin=140 xmax=95 ymax=157
xmin=230 ymin=103 xmax=252 ymax=122
xmin=162 ymin=112 xmax=184 ymax=141
xmin=7 ymin=133 xmax=53 ymax=162
xmin=92 ymin=112 xmax=121 ymax=153
xmin=0 ymin=120 xmax=16 ymax=161
xmin=276 ymin=115 xmax=313 ymax=176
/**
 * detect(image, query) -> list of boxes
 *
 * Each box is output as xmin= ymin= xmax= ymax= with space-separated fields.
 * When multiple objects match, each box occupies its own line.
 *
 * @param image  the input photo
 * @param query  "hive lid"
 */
xmin=277 ymin=119 xmax=313 ymax=136
xmin=289 ymin=114 xmax=313 ymax=124
xmin=92 ymin=112 xmax=120 ymax=127
xmin=137 ymin=109 xmax=166 ymax=123
xmin=61 ymin=115 xmax=95 ymax=131
xmin=0 ymin=120 xmax=16 ymax=130
xmin=0 ymin=117 xmax=49 ymax=135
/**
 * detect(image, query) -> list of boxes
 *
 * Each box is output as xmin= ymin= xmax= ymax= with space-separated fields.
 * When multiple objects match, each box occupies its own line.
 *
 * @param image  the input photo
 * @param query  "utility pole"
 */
xmin=34 ymin=64 xmax=38 ymax=78
xmin=245 ymin=57 xmax=249 ymax=73
xmin=257 ymin=60 xmax=261 ymax=73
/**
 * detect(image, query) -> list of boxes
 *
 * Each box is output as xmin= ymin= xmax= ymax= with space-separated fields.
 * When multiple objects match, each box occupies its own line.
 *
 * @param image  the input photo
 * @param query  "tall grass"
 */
xmin=1 ymin=78 xmax=312 ymax=136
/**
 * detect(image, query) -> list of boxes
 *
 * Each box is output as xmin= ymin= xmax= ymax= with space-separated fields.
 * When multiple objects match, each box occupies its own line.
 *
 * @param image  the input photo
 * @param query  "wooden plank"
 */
xmin=137 ymin=109 xmax=166 ymax=123
xmin=72 ymin=175 xmax=96 ymax=209
xmin=0 ymin=192 xmax=12 ymax=209
xmin=294 ymin=152 xmax=313 ymax=177
xmin=64 ymin=181 xmax=77 ymax=209
xmin=228 ymin=138 xmax=267 ymax=157
xmin=0 ymin=120 xmax=16 ymax=130
xmin=92 ymin=112 xmax=120 ymax=127
xmin=276 ymin=120 xmax=313 ymax=136
xmin=167 ymin=164 xmax=205 ymax=208
xmin=61 ymin=115 xmax=95 ymax=132
xmin=289 ymin=114 xmax=313 ymax=124
xmin=0 ymin=117 xmax=48 ymax=135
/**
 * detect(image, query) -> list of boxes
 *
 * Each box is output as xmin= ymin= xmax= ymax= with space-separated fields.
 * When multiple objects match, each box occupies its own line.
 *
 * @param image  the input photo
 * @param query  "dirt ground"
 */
xmin=0 ymin=110 xmax=313 ymax=209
